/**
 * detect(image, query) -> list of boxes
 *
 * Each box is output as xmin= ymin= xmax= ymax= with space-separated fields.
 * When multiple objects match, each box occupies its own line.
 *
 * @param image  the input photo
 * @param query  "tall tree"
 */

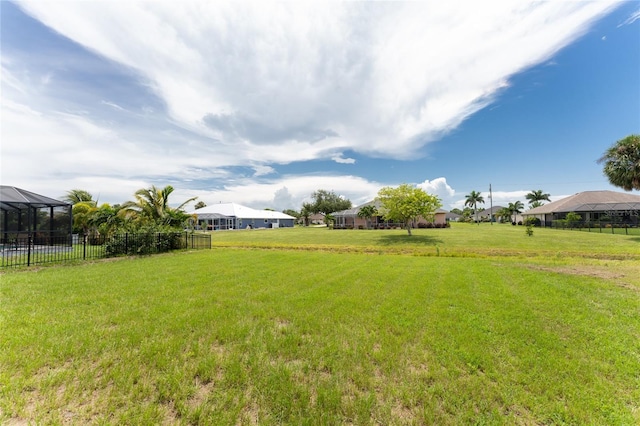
xmin=357 ymin=204 xmax=378 ymax=229
xmin=496 ymin=207 xmax=512 ymax=223
xmin=300 ymin=203 xmax=313 ymax=226
xmin=464 ymin=191 xmax=485 ymax=224
xmin=508 ymin=201 xmax=524 ymax=224
xmin=71 ymin=201 xmax=98 ymax=235
xmin=63 ymin=189 xmax=96 ymax=206
xmin=525 ymin=189 xmax=551 ymax=207
xmin=309 ymin=190 xmax=352 ymax=215
xmin=598 ymin=134 xmax=640 ymax=191
xmin=121 ymin=185 xmax=197 ymax=228
xmin=377 ymin=184 xmax=441 ymax=236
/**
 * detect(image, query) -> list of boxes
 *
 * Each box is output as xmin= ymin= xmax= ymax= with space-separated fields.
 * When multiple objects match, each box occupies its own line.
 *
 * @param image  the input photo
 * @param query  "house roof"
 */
xmin=477 ymin=205 xmax=505 ymax=215
xmin=523 ymin=190 xmax=640 ymax=215
xmin=0 ymin=186 xmax=70 ymax=211
xmin=333 ymin=199 xmax=446 ymax=217
xmin=189 ymin=203 xmax=295 ymax=220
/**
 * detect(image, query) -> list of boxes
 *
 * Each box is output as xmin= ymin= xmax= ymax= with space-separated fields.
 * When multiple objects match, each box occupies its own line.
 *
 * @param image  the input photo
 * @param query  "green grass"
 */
xmin=1 ymin=225 xmax=639 ymax=424
xmin=209 ymin=222 xmax=640 ymax=260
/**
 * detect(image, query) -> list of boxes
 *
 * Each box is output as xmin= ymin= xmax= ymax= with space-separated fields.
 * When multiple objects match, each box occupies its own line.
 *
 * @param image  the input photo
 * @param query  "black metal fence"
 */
xmin=549 ymin=221 xmax=640 ymax=236
xmin=1 ymin=231 xmax=212 ymax=268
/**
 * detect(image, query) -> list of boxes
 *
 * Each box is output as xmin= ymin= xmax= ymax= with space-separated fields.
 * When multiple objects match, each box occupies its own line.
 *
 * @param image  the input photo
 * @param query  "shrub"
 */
xmin=524 ymin=217 xmax=541 ymax=227
xmin=525 ymin=224 xmax=534 ymax=236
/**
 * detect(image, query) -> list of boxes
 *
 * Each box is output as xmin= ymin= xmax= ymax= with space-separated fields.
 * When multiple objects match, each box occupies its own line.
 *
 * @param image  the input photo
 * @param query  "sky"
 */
xmin=1 ymin=1 xmax=639 ymax=212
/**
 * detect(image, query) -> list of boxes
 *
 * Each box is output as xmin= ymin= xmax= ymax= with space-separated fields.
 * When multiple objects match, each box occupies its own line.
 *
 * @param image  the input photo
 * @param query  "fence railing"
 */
xmin=1 ymin=231 xmax=211 ymax=268
xmin=549 ymin=221 xmax=639 ymax=235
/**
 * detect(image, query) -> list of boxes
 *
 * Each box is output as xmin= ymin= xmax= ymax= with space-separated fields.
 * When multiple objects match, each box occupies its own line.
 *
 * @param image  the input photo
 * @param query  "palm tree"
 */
xmin=464 ymin=191 xmax=485 ymax=224
xmin=496 ymin=207 xmax=512 ymax=223
xmin=598 ymin=134 xmax=640 ymax=191
xmin=121 ymin=185 xmax=197 ymax=227
xmin=300 ymin=203 xmax=312 ymax=226
xmin=63 ymin=189 xmax=96 ymax=206
xmin=71 ymin=201 xmax=98 ymax=235
xmin=508 ymin=201 xmax=524 ymax=224
xmin=357 ymin=204 xmax=378 ymax=229
xmin=525 ymin=189 xmax=551 ymax=207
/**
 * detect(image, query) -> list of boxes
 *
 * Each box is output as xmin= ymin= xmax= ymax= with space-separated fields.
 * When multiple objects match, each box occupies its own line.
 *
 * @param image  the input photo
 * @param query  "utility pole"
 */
xmin=489 ymin=184 xmax=493 ymax=225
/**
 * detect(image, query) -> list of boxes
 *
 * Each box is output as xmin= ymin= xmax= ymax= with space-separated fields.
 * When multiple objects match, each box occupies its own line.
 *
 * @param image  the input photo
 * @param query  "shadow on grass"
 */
xmin=376 ymin=234 xmax=443 ymax=246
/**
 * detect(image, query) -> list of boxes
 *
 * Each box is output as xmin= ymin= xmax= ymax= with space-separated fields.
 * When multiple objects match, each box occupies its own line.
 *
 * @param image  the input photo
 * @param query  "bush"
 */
xmin=105 ymin=232 xmax=185 ymax=256
xmin=524 ymin=217 xmax=541 ymax=227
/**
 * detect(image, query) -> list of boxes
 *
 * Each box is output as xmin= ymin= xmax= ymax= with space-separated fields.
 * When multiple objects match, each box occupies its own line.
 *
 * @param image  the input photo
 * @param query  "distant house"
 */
xmin=332 ymin=200 xmax=446 ymax=229
xmin=475 ymin=206 xmax=505 ymax=222
xmin=308 ymin=213 xmax=325 ymax=225
xmin=522 ymin=190 xmax=640 ymax=227
xmin=445 ymin=211 xmax=462 ymax=222
xmin=189 ymin=203 xmax=296 ymax=230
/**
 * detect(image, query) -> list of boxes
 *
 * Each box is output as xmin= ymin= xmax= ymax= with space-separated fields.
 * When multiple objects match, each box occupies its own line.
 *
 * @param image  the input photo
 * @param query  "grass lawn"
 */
xmin=1 ymin=225 xmax=639 ymax=424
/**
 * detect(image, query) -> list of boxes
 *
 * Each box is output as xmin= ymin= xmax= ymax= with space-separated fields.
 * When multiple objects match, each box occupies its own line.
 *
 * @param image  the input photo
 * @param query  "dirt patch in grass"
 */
xmin=524 ymin=264 xmax=638 ymax=291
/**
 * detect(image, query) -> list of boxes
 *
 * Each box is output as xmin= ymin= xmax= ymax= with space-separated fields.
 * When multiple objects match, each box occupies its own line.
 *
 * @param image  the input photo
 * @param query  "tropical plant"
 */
xmin=507 ymin=201 xmax=525 ymax=224
xmin=194 ymin=201 xmax=207 ymax=210
xmin=63 ymin=189 xmax=96 ymax=206
xmin=496 ymin=207 xmax=512 ymax=223
xmin=300 ymin=203 xmax=313 ymax=226
xmin=377 ymin=184 xmax=442 ymax=236
xmin=71 ymin=201 xmax=98 ymax=235
xmin=598 ymin=134 xmax=640 ymax=191
xmin=323 ymin=213 xmax=335 ymax=227
xmin=120 ymin=185 xmax=197 ymax=228
xmin=525 ymin=189 xmax=551 ymax=207
xmin=91 ymin=203 xmax=124 ymax=237
xmin=357 ymin=204 xmax=378 ymax=229
xmin=464 ymin=191 xmax=485 ymax=224
xmin=565 ymin=212 xmax=582 ymax=228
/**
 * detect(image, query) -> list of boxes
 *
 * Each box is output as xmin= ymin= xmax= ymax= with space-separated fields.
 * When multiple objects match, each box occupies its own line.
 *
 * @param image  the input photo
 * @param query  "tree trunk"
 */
xmin=406 ymin=222 xmax=412 ymax=236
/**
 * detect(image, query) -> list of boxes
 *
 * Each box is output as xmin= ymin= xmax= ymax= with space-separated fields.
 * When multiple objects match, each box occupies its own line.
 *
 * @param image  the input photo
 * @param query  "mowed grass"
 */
xmin=208 ymin=223 xmax=640 ymax=261
xmin=1 ymin=225 xmax=639 ymax=424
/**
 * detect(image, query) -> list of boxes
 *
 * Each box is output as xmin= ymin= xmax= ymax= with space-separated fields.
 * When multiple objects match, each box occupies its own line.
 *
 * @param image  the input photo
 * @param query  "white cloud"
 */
xmin=14 ymin=1 xmax=619 ymax=161
xmin=417 ymin=177 xmax=455 ymax=198
xmin=3 ymin=1 xmax=623 ymax=208
xmin=331 ymin=154 xmax=356 ymax=164
xmin=252 ymin=165 xmax=275 ymax=177
xmin=182 ymin=174 xmax=384 ymax=211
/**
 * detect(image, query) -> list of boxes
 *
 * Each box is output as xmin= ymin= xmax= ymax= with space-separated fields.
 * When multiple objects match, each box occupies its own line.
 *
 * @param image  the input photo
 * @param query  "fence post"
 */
xmin=125 ymin=233 xmax=129 ymax=254
xmin=27 ymin=233 xmax=32 ymax=266
xmin=83 ymin=234 xmax=87 ymax=260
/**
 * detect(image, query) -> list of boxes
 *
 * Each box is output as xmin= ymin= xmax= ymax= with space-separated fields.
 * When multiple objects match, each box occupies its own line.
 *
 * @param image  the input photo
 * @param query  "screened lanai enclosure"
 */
xmin=0 ymin=186 xmax=72 ymax=249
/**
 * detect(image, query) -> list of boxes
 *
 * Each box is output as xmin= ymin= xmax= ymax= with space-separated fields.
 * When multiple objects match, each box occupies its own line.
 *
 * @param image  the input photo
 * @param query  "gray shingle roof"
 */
xmin=524 ymin=190 xmax=640 ymax=215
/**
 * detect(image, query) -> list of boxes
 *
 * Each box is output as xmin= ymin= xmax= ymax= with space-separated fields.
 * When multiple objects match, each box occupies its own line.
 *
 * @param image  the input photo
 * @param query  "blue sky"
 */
xmin=1 ymin=1 xmax=639 ymax=211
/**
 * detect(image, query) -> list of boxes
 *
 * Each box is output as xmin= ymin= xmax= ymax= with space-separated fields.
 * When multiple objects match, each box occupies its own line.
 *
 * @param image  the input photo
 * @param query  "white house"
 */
xmin=189 ymin=203 xmax=296 ymax=230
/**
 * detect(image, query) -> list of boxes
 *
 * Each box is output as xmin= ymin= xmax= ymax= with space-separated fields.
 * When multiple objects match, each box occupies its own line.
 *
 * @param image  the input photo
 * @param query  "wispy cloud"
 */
xmin=618 ymin=8 xmax=640 ymax=27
